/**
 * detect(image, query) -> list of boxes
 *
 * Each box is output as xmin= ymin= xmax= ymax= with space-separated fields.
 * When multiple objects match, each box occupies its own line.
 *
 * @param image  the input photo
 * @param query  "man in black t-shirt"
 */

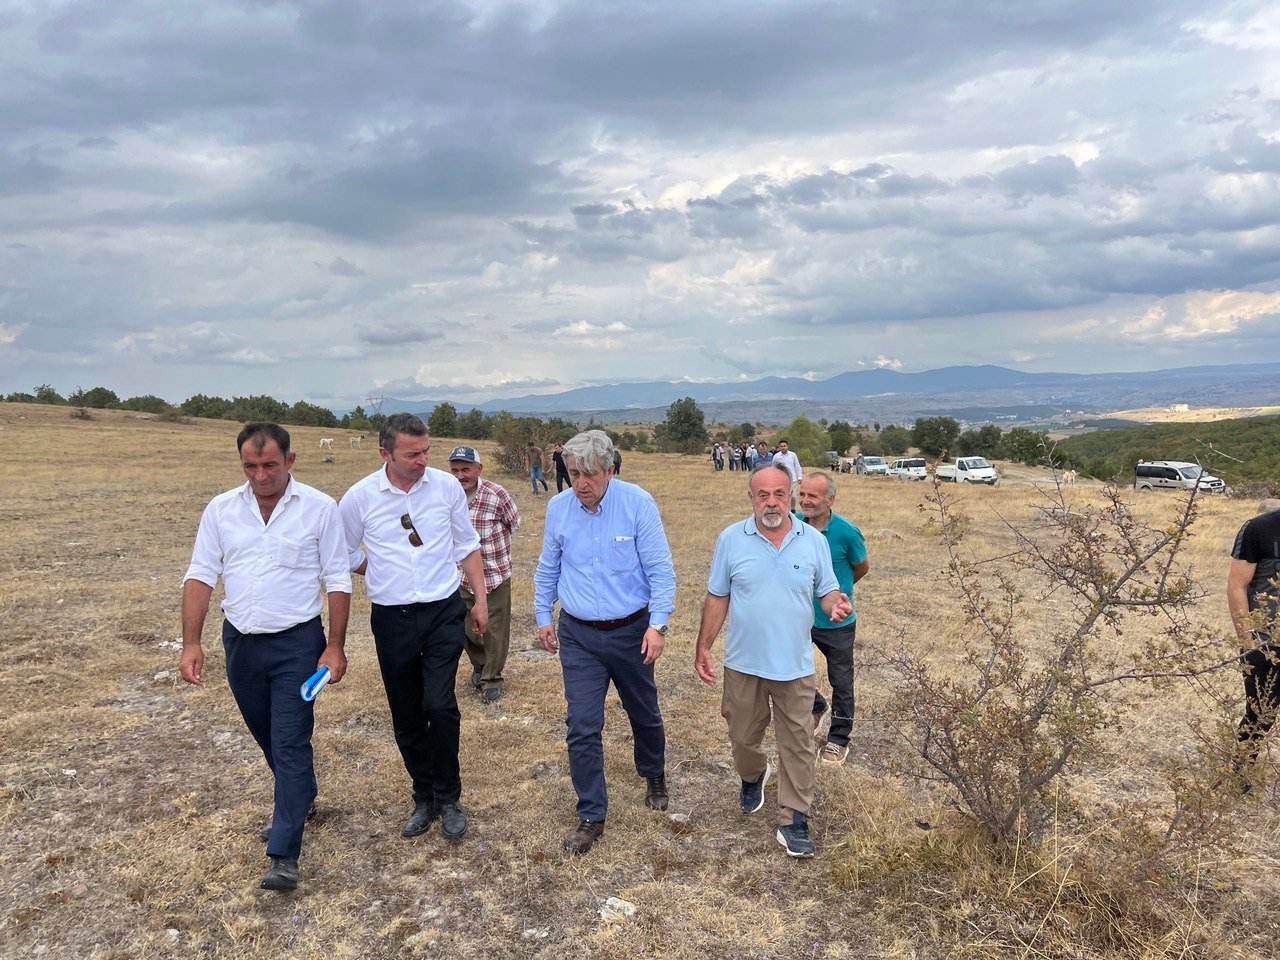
xmin=1229 ymin=503 xmax=1280 ymax=759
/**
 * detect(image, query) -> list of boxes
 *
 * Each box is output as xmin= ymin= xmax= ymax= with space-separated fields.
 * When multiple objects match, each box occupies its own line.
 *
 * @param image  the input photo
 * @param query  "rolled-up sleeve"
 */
xmin=448 ymin=485 xmax=481 ymax=562
xmin=183 ymin=501 xmax=223 ymax=587
xmin=317 ymin=500 xmax=353 ymax=594
xmin=338 ymin=488 xmax=367 ymax=571
xmin=533 ymin=507 xmax=563 ymax=627
xmin=636 ymin=497 xmax=676 ymax=620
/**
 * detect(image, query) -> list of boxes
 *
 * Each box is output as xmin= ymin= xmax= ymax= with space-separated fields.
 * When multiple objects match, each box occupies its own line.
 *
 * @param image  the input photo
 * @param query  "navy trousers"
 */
xmin=222 ymin=616 xmax=326 ymax=860
xmin=558 ymin=612 xmax=666 ymax=822
xmin=812 ymin=621 xmax=857 ymax=746
xmin=370 ymin=595 xmax=467 ymax=806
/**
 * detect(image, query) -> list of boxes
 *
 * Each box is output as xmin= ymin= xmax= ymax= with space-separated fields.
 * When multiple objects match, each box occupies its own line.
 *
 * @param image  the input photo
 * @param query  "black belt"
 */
xmin=562 ymin=607 xmax=648 ymax=631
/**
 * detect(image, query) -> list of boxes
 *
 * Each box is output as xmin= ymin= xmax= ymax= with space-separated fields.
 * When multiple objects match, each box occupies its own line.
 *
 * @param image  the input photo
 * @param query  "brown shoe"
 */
xmin=644 ymin=775 xmax=669 ymax=811
xmin=562 ymin=819 xmax=604 ymax=855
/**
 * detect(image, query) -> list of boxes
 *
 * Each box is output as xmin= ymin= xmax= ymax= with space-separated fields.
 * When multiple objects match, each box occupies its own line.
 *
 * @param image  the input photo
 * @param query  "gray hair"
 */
xmin=747 ymin=463 xmax=791 ymax=491
xmin=563 ymin=429 xmax=616 ymax=475
xmin=806 ymin=470 xmax=836 ymax=501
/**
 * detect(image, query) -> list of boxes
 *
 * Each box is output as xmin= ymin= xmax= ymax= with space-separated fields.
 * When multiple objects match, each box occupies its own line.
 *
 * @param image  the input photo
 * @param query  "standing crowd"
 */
xmin=179 ymin=417 xmax=1275 ymax=893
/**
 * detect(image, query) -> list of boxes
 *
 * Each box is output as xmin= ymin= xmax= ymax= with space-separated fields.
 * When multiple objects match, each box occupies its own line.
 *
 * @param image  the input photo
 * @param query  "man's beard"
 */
xmin=759 ymin=510 xmax=785 ymax=529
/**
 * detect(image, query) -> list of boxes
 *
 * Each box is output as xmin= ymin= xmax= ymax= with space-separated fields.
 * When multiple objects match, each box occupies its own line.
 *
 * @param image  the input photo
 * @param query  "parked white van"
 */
xmin=1133 ymin=461 xmax=1225 ymax=494
xmin=888 ymin=457 xmax=928 ymax=480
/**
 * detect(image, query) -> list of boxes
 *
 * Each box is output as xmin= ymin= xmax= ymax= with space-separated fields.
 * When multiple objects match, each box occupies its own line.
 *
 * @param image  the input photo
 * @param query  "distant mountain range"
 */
xmin=372 ymin=362 xmax=1280 ymax=426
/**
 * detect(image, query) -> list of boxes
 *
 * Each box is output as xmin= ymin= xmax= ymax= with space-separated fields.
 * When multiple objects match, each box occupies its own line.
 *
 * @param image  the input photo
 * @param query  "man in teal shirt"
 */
xmin=797 ymin=472 xmax=870 ymax=765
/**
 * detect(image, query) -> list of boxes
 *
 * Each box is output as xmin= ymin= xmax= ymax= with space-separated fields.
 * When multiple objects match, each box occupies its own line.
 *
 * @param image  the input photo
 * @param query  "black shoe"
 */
xmin=260 ymin=855 xmax=299 ymax=891
xmin=776 ymin=811 xmax=815 ymax=858
xmin=812 ymin=693 xmax=829 ymax=718
xmin=481 ymin=685 xmax=502 ymax=704
xmin=563 ymin=819 xmax=604 ymax=855
xmin=402 ymin=801 xmax=439 ymax=838
xmin=469 ymin=667 xmax=482 ymax=690
xmin=259 ymin=803 xmax=318 ymax=842
xmin=645 ymin=775 xmax=669 ymax=811
xmin=740 ymin=762 xmax=770 ymax=814
xmin=439 ymin=801 xmax=468 ymax=840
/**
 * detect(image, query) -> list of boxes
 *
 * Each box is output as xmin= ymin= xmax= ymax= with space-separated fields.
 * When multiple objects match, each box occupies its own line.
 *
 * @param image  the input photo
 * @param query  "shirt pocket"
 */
xmin=276 ymin=535 xmax=319 ymax=571
xmin=784 ymin=558 xmax=815 ymax=595
xmin=611 ymin=536 xmax=638 ymax=573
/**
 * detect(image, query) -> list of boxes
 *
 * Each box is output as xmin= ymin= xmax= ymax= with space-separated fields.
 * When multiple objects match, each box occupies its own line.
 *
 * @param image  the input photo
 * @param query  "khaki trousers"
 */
xmin=461 ymin=577 xmax=512 ymax=689
xmin=722 ymin=667 xmax=817 ymax=824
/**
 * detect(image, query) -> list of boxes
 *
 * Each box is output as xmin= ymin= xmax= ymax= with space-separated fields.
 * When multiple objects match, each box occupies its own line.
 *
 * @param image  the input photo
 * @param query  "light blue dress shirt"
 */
xmin=707 ymin=515 xmax=839 ymax=681
xmin=534 ymin=479 xmax=676 ymax=628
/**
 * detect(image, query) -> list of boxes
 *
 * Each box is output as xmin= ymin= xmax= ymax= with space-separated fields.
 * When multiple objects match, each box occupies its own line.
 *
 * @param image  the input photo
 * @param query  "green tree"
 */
xmin=78 ymin=386 xmax=120 ymax=408
xmin=428 ymin=402 xmax=459 ymax=437
xmin=878 ymin=424 xmax=912 ymax=456
xmin=855 ymin=430 xmax=883 ymax=457
xmin=827 ymin=420 xmax=855 ymax=455
xmin=956 ymin=425 xmax=1003 ymax=458
xmin=34 ymin=384 xmax=66 ymax=405
xmin=654 ymin=397 xmax=709 ymax=453
xmin=120 ymin=395 xmax=173 ymax=414
xmin=779 ymin=415 xmax=830 ymax=466
xmin=1001 ymin=427 xmax=1051 ymax=466
xmin=226 ymin=395 xmax=289 ymax=423
xmin=457 ymin=408 xmax=491 ymax=439
xmin=286 ymin=400 xmax=339 ymax=427
xmin=5 ymin=391 xmax=37 ymax=403
xmin=181 ymin=394 xmax=231 ymax=419
xmin=344 ymin=405 xmax=371 ymax=430
xmin=912 ymin=416 xmax=961 ymax=458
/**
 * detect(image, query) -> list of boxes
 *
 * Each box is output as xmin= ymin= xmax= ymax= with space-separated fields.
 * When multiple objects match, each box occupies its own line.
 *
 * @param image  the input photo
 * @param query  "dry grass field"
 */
xmin=2 ymin=402 xmax=1279 ymax=959
xmin=1101 ymin=406 xmax=1280 ymax=424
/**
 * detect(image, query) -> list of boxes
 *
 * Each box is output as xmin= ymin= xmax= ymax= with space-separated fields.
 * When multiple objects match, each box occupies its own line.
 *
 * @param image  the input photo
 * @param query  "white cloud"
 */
xmin=1121 ymin=289 xmax=1280 ymax=340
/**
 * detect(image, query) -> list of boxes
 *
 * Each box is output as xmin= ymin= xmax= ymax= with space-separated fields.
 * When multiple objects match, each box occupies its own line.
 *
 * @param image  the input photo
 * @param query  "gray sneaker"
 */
xmin=740 ymin=762 xmax=770 ymax=814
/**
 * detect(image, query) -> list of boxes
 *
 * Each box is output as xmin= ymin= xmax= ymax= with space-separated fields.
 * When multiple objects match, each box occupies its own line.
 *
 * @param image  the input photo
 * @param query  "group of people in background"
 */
xmin=177 ymin=415 xmax=1279 ymax=897
xmin=711 ymin=440 xmax=802 ymax=475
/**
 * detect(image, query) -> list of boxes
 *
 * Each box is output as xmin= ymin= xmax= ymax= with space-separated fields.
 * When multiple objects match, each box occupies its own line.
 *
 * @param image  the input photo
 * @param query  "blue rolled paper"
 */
xmin=301 ymin=666 xmax=331 ymax=702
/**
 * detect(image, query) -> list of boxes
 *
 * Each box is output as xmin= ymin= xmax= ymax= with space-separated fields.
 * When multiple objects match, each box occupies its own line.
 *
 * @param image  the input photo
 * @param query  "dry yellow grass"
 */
xmin=1102 ymin=406 xmax=1280 ymax=424
xmin=1 ymin=402 xmax=1278 ymax=959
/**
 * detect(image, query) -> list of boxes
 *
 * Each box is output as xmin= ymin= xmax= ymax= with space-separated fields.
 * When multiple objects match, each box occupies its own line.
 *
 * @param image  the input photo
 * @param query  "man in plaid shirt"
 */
xmin=449 ymin=446 xmax=521 ymax=703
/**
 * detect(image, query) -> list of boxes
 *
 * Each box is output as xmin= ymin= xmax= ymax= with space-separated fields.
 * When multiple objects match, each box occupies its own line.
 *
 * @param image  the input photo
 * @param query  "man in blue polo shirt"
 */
xmin=797 ymin=472 xmax=869 ymax=765
xmin=694 ymin=465 xmax=851 ymax=858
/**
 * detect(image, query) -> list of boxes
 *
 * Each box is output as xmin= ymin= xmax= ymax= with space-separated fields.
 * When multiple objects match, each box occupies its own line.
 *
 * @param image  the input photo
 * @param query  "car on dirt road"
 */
xmin=1133 ymin=460 xmax=1225 ymax=494
xmin=933 ymin=457 xmax=999 ymax=484
xmin=855 ymin=455 xmax=889 ymax=476
xmin=888 ymin=457 xmax=928 ymax=480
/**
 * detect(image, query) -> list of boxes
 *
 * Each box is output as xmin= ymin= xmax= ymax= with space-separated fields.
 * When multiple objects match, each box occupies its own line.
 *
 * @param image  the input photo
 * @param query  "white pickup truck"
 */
xmin=933 ymin=456 xmax=999 ymax=485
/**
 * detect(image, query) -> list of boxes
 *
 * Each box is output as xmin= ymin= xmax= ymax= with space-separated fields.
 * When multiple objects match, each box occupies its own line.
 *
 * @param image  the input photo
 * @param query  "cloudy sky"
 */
xmin=3 ymin=0 xmax=1280 ymax=408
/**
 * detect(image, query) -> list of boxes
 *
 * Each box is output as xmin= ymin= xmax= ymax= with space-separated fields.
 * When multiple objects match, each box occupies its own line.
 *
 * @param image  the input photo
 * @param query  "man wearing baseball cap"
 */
xmin=448 ymin=446 xmax=521 ymax=703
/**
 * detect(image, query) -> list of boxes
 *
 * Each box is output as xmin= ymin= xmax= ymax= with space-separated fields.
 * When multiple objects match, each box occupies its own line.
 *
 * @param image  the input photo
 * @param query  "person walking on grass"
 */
xmin=797 ymin=472 xmax=870 ymax=765
xmin=1228 ymin=499 xmax=1280 ymax=788
xmin=526 ymin=441 xmax=550 ymax=494
xmin=180 ymin=422 xmax=351 ymax=893
xmin=448 ymin=445 xmax=521 ymax=704
xmin=552 ymin=442 xmax=571 ymax=493
xmin=694 ymin=465 xmax=851 ymax=858
xmin=534 ymin=430 xmax=676 ymax=855
xmin=339 ymin=413 xmax=487 ymax=843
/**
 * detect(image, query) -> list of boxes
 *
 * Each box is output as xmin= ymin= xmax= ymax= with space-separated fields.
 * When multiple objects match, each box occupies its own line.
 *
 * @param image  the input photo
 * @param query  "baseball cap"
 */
xmin=448 ymin=445 xmax=481 ymax=463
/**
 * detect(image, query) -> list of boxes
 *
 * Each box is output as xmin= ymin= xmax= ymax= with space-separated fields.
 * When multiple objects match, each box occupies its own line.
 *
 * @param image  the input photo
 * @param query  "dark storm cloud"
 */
xmin=356 ymin=320 xmax=444 ymax=346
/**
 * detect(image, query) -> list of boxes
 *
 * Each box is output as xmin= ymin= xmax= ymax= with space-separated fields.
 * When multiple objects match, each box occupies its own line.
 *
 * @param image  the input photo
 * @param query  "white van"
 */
xmin=888 ymin=457 xmax=928 ymax=480
xmin=1133 ymin=460 xmax=1225 ymax=494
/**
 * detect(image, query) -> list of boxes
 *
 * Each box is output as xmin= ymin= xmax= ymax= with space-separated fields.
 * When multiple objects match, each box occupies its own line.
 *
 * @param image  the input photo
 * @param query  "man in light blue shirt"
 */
xmin=535 ymin=430 xmax=676 ymax=855
xmin=695 ymin=465 xmax=850 ymax=858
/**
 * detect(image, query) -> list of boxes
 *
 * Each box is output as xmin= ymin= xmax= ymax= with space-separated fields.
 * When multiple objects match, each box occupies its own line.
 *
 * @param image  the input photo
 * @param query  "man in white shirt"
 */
xmin=339 ymin=413 xmax=487 ymax=842
xmin=180 ymin=422 xmax=351 ymax=893
xmin=772 ymin=439 xmax=803 ymax=510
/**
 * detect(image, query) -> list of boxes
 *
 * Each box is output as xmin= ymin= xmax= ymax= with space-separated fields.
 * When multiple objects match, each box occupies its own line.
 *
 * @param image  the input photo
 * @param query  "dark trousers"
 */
xmin=1239 ymin=639 xmax=1280 ymax=757
xmin=371 ymin=595 xmax=467 ymax=806
xmin=812 ymin=621 xmax=857 ymax=747
xmin=558 ymin=612 xmax=666 ymax=822
xmin=555 ymin=469 xmax=570 ymax=493
xmin=222 ymin=616 xmax=325 ymax=860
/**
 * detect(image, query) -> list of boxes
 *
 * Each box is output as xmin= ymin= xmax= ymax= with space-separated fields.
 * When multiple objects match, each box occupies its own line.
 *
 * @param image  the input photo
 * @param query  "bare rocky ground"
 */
xmin=2 ymin=404 xmax=1278 ymax=959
